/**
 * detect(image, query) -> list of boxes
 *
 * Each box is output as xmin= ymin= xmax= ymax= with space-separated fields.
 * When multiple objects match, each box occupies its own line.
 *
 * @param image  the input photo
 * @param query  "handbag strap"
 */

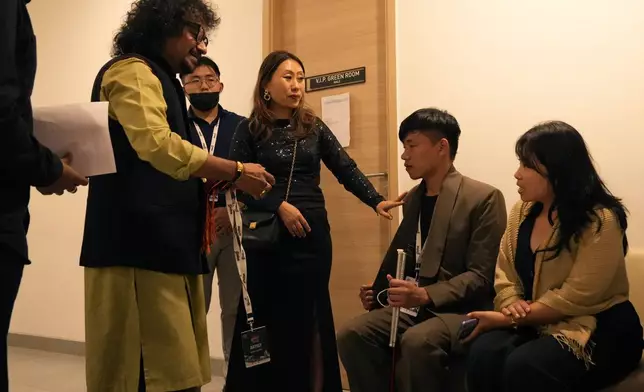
xmin=284 ymin=139 xmax=298 ymax=202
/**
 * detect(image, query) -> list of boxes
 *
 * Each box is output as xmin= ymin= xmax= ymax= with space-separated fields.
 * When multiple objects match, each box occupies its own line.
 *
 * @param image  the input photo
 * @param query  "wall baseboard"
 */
xmin=7 ymin=333 xmax=226 ymax=377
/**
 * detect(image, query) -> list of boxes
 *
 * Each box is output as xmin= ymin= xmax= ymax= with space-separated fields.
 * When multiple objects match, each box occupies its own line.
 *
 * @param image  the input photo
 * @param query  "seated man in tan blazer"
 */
xmin=337 ymin=108 xmax=507 ymax=392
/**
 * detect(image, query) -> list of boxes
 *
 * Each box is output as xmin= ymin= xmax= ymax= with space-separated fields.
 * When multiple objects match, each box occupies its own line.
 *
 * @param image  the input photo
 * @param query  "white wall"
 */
xmin=11 ymin=0 xmax=264 ymax=361
xmin=396 ymin=0 xmax=644 ymax=249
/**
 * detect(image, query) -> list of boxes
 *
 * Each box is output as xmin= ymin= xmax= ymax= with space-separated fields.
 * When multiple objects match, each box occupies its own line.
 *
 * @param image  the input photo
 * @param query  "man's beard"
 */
xmin=179 ymin=48 xmax=200 ymax=75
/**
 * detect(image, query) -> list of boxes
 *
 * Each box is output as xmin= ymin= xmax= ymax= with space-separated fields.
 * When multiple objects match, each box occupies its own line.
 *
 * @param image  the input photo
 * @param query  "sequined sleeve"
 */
xmin=228 ymin=120 xmax=284 ymax=212
xmin=318 ymin=119 xmax=385 ymax=210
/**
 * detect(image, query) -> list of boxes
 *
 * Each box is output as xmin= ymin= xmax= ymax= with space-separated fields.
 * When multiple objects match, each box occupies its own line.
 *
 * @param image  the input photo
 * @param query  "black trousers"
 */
xmin=0 ymin=249 xmax=25 ymax=392
xmin=466 ymin=301 xmax=643 ymax=392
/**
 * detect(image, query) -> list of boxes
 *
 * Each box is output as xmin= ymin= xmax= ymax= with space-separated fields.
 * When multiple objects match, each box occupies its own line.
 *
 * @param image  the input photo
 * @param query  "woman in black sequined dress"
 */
xmin=224 ymin=51 xmax=401 ymax=391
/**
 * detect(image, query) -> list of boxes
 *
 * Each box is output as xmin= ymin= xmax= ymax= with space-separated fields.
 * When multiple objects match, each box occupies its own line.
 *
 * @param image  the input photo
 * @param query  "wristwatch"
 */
xmin=232 ymin=161 xmax=244 ymax=183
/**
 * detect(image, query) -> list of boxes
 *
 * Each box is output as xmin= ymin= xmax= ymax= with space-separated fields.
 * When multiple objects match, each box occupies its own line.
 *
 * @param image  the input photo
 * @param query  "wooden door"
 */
xmin=264 ymin=0 xmax=398 ymax=388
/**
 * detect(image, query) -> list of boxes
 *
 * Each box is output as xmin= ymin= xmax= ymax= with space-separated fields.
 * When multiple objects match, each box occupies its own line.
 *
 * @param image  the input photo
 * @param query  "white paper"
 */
xmin=33 ymin=102 xmax=116 ymax=177
xmin=321 ymin=92 xmax=351 ymax=147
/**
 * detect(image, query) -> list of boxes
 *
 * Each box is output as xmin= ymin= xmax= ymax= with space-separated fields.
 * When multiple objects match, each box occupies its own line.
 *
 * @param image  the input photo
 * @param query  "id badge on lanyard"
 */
xmin=225 ymin=190 xmax=271 ymax=368
xmin=400 ymin=217 xmax=422 ymax=318
xmin=195 ymin=120 xmax=220 ymax=202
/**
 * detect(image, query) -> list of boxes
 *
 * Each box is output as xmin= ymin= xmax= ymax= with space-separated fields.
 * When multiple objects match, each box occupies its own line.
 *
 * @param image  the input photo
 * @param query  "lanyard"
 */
xmin=395 ymin=213 xmax=423 ymax=317
xmin=225 ymin=190 xmax=255 ymax=328
xmin=195 ymin=120 xmax=220 ymax=201
xmin=193 ymin=120 xmax=220 ymax=155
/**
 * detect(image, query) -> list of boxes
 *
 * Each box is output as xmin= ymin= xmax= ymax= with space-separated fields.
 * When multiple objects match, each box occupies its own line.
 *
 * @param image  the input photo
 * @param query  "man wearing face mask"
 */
xmin=180 ymin=56 xmax=245 ymax=372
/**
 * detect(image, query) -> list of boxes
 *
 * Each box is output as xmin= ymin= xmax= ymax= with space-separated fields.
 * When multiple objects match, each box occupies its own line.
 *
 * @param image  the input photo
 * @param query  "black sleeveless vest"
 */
xmin=80 ymin=54 xmax=207 ymax=275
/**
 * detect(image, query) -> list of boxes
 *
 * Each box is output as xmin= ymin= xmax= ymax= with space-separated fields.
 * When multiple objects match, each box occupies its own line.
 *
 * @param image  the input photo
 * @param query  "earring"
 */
xmin=263 ymin=90 xmax=271 ymax=101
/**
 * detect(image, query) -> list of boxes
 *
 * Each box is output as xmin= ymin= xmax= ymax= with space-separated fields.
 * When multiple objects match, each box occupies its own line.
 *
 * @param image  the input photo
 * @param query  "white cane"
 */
xmin=388 ymin=249 xmax=406 ymax=391
xmin=389 ymin=248 xmax=406 ymax=348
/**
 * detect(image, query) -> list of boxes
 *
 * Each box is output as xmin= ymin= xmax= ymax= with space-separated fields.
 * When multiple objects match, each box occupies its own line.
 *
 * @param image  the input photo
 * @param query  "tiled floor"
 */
xmin=8 ymin=346 xmax=225 ymax=392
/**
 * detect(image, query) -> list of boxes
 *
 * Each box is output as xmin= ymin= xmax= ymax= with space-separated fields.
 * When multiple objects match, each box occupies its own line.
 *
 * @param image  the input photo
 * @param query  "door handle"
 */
xmin=365 ymin=172 xmax=389 ymax=198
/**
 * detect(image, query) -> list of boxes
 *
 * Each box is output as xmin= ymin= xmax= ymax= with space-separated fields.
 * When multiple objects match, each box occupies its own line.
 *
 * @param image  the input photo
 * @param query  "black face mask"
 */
xmin=188 ymin=92 xmax=220 ymax=112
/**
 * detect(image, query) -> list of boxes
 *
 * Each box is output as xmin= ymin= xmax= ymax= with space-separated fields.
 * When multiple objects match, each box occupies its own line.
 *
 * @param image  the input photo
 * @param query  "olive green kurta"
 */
xmin=84 ymin=267 xmax=211 ymax=392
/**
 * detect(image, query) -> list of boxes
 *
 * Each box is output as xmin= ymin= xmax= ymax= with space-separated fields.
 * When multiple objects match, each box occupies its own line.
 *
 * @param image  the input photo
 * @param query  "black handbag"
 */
xmin=241 ymin=139 xmax=298 ymax=252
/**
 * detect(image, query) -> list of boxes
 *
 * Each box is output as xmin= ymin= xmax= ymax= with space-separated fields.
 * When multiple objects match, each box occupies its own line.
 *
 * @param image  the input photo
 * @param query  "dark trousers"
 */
xmin=337 ymin=307 xmax=467 ymax=392
xmin=466 ymin=301 xmax=643 ymax=392
xmin=0 ymin=249 xmax=25 ymax=391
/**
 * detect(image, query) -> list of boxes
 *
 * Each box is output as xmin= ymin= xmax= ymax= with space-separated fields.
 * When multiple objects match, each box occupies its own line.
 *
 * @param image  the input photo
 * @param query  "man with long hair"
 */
xmin=81 ymin=1 xmax=274 ymax=391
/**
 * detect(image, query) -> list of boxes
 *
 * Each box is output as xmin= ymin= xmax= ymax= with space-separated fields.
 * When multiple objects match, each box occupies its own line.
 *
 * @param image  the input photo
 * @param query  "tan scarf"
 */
xmin=494 ymin=201 xmax=630 ymax=368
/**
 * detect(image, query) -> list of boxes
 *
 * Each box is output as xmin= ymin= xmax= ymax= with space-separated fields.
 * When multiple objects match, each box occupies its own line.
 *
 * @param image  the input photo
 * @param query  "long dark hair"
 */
xmin=249 ymin=50 xmax=316 ymax=142
xmin=112 ymin=0 xmax=220 ymax=57
xmin=516 ymin=120 xmax=628 ymax=257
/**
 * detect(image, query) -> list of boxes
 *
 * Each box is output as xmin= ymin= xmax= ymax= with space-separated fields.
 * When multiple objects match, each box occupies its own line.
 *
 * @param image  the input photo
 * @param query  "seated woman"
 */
xmin=464 ymin=120 xmax=643 ymax=392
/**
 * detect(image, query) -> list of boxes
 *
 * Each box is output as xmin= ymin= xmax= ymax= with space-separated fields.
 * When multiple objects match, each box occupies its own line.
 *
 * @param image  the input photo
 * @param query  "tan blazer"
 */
xmin=373 ymin=166 xmax=507 ymax=322
xmin=494 ymin=201 xmax=630 ymax=365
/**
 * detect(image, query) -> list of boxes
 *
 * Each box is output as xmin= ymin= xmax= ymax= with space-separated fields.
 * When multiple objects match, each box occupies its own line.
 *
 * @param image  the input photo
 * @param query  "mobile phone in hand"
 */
xmin=457 ymin=318 xmax=479 ymax=340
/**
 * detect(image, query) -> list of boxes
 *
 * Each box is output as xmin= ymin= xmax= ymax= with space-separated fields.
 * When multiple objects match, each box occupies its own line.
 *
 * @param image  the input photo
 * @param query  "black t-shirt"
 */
xmin=420 ymin=194 xmax=438 ymax=245
xmin=515 ymin=204 xmax=542 ymax=301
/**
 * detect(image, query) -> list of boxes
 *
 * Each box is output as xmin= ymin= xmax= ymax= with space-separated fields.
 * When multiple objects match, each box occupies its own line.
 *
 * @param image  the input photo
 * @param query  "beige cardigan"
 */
xmin=494 ymin=201 xmax=630 ymax=366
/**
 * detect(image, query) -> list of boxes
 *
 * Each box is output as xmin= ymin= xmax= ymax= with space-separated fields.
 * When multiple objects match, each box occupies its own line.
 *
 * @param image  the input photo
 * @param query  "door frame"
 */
xmin=261 ymin=0 xmax=401 ymax=237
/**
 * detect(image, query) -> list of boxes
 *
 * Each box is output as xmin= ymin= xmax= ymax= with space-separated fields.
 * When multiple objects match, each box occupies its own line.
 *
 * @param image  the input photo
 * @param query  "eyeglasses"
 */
xmin=184 ymin=76 xmax=220 ymax=88
xmin=185 ymin=21 xmax=209 ymax=47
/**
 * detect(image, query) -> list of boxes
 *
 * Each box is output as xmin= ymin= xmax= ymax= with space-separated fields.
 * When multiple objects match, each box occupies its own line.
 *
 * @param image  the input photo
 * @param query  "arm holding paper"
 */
xmin=36 ymin=154 xmax=88 ymax=195
xmin=0 ymin=0 xmax=86 ymax=194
